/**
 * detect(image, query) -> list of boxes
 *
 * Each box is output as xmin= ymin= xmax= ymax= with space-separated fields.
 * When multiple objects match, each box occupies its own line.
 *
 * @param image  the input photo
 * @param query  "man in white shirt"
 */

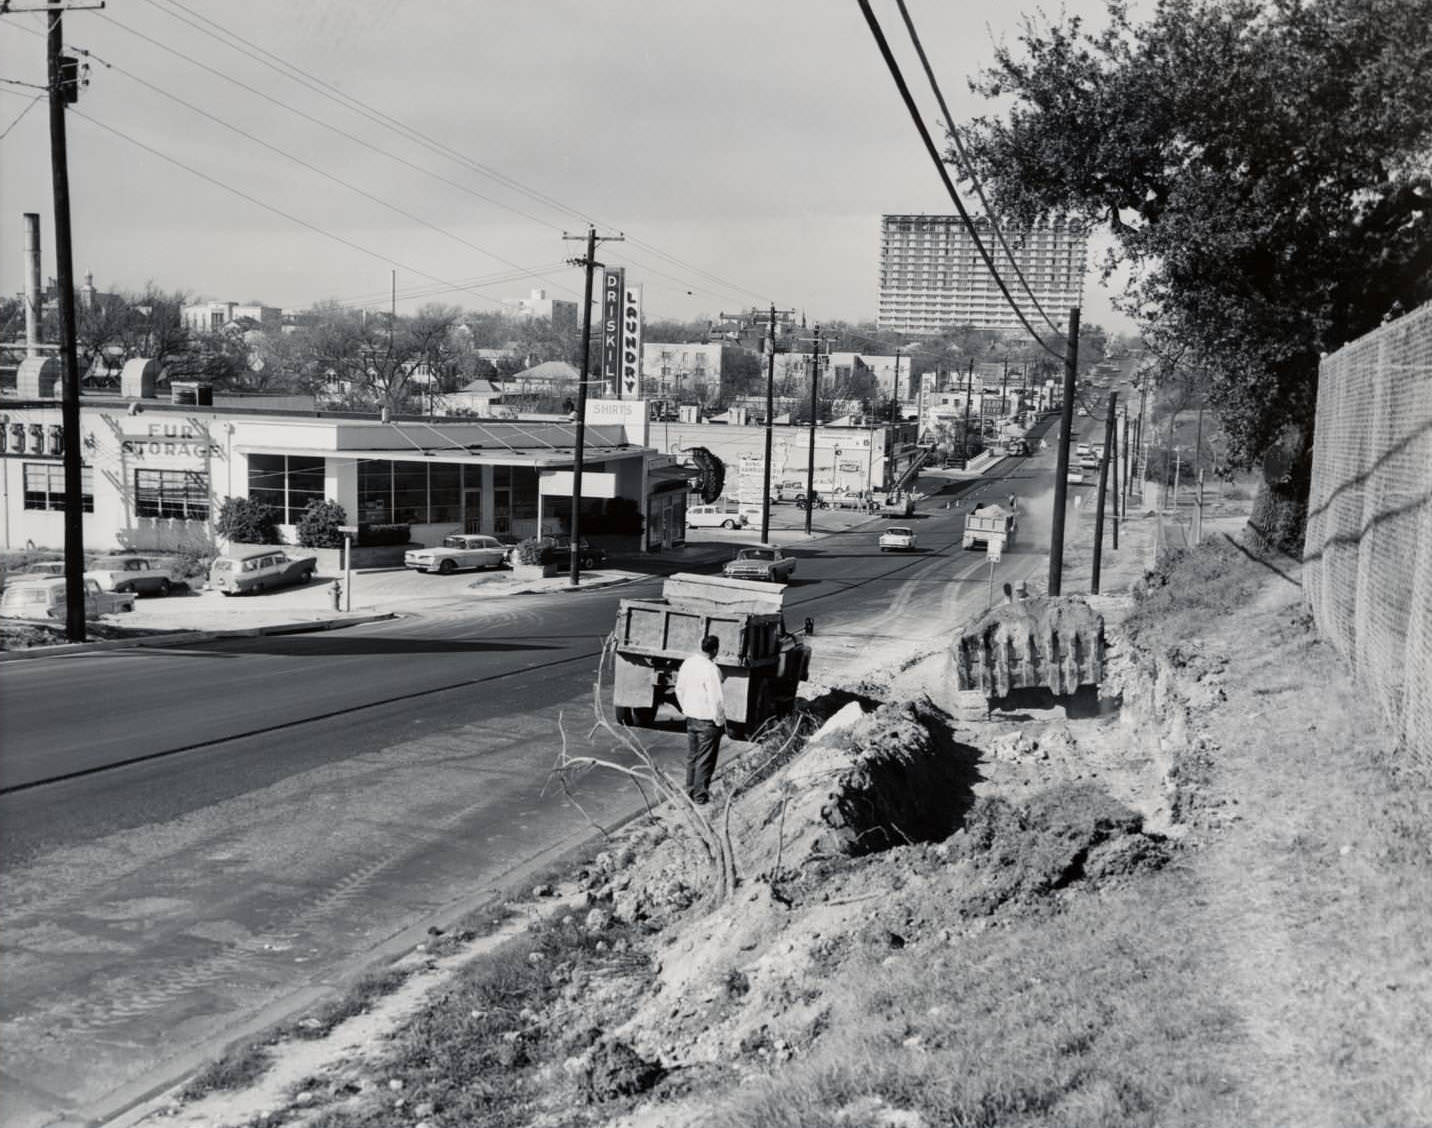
xmin=675 ymin=634 xmax=726 ymax=805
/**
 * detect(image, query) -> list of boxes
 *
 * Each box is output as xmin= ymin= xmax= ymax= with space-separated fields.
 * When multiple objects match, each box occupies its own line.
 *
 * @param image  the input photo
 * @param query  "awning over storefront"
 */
xmin=647 ymin=464 xmax=698 ymax=492
xmin=233 ymin=444 xmax=643 ymax=468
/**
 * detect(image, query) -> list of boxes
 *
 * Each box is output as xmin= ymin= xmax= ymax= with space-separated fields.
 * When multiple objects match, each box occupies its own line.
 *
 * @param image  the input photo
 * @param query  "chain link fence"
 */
xmin=1304 ymin=301 xmax=1432 ymax=760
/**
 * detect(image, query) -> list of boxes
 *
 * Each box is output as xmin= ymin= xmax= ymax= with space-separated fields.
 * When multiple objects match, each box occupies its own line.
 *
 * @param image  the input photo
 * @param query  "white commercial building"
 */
xmin=1 ymin=385 xmax=694 ymax=555
xmin=877 ymin=214 xmax=1087 ymax=335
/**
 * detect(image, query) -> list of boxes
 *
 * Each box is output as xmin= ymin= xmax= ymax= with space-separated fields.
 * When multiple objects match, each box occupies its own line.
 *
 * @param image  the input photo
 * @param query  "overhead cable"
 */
xmin=73 ymin=110 xmax=520 ymax=310
xmin=145 ymin=0 xmax=773 ymax=308
xmin=891 ymin=0 xmax=1063 ymax=336
xmin=853 ymin=0 xmax=1065 ymax=362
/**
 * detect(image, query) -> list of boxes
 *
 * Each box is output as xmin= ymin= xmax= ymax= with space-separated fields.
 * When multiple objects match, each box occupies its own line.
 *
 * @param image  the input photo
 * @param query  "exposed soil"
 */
xmin=141 ymin=521 xmax=1432 ymax=1128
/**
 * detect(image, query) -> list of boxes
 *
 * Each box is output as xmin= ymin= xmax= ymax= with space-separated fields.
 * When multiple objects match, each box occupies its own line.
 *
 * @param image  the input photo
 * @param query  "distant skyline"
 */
xmin=0 ymin=0 xmax=1136 ymax=336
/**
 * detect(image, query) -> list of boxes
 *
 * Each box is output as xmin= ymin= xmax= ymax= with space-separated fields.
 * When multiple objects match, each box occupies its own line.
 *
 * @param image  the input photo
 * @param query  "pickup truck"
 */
xmin=86 ymin=555 xmax=175 ymax=596
xmin=723 ymin=544 xmax=797 ymax=583
xmin=209 ymin=548 xmax=318 ymax=595
xmin=962 ymin=504 xmax=1018 ymax=550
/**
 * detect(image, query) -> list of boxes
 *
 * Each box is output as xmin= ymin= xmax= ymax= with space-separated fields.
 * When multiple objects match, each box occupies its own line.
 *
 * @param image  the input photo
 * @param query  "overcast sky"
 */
xmin=0 ymin=0 xmax=1135 ymax=335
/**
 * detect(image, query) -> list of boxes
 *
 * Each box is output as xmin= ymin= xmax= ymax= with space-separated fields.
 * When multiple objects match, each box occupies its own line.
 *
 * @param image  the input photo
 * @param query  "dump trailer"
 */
xmin=962 ymin=503 xmax=1017 ymax=550
xmin=952 ymin=595 xmax=1105 ymax=709
xmin=611 ymin=572 xmax=811 ymax=740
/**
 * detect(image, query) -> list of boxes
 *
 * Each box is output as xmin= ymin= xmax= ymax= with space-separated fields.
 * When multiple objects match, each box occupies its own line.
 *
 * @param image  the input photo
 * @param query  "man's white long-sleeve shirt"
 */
xmin=675 ymin=652 xmax=725 ymax=726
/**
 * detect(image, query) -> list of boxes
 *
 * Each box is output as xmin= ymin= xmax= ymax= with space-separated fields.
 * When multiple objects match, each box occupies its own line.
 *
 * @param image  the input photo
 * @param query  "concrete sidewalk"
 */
xmin=2 ymin=499 xmax=919 ymax=658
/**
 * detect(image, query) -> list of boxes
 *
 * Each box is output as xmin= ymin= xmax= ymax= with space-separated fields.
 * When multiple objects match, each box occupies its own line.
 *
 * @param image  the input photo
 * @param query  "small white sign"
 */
xmin=986 ymin=537 xmax=1004 ymax=564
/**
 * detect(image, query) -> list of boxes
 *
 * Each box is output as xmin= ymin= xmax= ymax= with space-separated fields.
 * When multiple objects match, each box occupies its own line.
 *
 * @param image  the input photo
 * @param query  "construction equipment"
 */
xmin=962 ymin=503 xmax=1017 ymax=550
xmin=611 ymin=573 xmax=811 ymax=740
xmin=952 ymin=595 xmax=1105 ymax=708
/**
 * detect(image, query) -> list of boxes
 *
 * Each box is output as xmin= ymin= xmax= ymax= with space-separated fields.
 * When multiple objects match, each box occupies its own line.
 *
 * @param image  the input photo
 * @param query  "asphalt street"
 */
xmin=0 ymin=424 xmax=1080 ymax=1128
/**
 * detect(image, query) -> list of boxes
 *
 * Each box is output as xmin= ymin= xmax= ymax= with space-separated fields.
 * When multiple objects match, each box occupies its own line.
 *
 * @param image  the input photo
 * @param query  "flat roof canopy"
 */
xmin=234 ymin=444 xmax=647 ymax=468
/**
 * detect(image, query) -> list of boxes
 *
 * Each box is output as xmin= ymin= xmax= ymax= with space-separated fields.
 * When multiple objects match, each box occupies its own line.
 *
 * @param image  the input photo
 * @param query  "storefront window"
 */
xmin=392 ymin=461 xmax=428 ymax=523
xmin=510 ymin=466 xmax=539 ymax=521
xmin=358 ymin=460 xmax=392 ymax=523
xmin=248 ymin=454 xmax=326 ymax=523
xmin=135 ymin=469 xmax=208 ymax=520
xmin=429 ymin=462 xmax=460 ymax=522
xmin=23 ymin=463 xmax=94 ymax=512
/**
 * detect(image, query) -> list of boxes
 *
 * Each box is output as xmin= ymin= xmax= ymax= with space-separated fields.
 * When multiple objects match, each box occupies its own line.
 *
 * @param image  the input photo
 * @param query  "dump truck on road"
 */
xmin=610 ymin=573 xmax=811 ymax=740
xmin=962 ymin=503 xmax=1017 ymax=550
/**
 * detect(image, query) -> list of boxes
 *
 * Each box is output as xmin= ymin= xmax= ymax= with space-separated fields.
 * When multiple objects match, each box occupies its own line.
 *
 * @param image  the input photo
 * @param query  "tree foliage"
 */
xmin=961 ymin=0 xmax=1432 ymax=467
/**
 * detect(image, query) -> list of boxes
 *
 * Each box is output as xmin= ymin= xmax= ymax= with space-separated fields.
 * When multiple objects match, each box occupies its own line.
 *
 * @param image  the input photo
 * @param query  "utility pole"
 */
xmin=562 ymin=225 xmax=624 ymax=587
xmin=721 ymin=305 xmax=793 ymax=542
xmin=45 ymin=0 xmax=93 ymax=641
xmin=803 ymin=325 xmax=825 ymax=537
xmin=961 ymin=359 xmax=973 ymax=464
xmin=890 ymin=346 xmax=902 ymax=423
xmin=1047 ymin=307 xmax=1081 ymax=597
xmin=1091 ymin=390 xmax=1117 ymax=594
xmin=1193 ymin=403 xmax=1205 ymax=545
xmin=1111 ymin=402 xmax=1121 ymax=550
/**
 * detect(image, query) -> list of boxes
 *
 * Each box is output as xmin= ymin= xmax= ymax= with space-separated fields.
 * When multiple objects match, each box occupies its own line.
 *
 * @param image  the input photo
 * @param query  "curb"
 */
xmin=0 ymin=612 xmax=397 ymax=662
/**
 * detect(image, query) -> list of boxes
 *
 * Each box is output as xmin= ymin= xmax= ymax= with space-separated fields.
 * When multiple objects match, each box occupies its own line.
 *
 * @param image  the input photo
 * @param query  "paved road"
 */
xmin=0 ymin=438 xmax=1065 ymax=1128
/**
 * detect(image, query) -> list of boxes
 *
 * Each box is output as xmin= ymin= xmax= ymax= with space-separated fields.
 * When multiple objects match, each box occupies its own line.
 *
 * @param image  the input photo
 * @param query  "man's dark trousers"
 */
xmin=685 ymin=719 xmax=723 ymax=803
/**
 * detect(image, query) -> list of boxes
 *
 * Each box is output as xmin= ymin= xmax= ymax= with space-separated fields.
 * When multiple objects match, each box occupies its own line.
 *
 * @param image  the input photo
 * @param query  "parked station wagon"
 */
xmin=209 ymin=549 xmax=317 ymax=595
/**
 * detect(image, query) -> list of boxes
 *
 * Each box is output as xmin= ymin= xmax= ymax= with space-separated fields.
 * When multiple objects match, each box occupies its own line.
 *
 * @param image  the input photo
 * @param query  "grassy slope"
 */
xmin=168 ymin=533 xmax=1432 ymax=1128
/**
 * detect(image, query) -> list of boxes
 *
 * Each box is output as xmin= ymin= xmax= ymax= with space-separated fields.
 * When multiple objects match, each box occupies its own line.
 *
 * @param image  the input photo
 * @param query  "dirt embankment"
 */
xmin=160 ymin=535 xmax=1432 ymax=1128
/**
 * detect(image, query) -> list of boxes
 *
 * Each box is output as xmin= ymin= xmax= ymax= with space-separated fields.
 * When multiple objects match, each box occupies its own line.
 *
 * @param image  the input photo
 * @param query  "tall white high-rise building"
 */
xmin=877 ymin=214 xmax=1087 ymax=335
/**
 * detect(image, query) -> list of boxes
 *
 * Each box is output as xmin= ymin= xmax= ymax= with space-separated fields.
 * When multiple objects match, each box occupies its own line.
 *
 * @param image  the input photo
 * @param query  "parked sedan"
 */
xmin=86 ymin=555 xmax=175 ymax=596
xmin=879 ymin=526 xmax=918 ymax=552
xmin=405 ymin=535 xmax=509 ymax=574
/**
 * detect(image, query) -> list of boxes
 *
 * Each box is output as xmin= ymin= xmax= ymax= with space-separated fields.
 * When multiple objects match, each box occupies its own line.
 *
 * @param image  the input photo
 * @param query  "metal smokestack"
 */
xmin=24 ymin=212 xmax=42 ymax=357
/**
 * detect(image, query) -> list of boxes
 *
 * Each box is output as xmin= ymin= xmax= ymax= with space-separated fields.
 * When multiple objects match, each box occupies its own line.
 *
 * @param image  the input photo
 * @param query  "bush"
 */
xmin=357 ymin=523 xmax=410 ymax=547
xmin=514 ymin=536 xmax=555 ymax=566
xmin=215 ymin=497 xmax=281 ymax=545
xmin=295 ymin=499 xmax=347 ymax=548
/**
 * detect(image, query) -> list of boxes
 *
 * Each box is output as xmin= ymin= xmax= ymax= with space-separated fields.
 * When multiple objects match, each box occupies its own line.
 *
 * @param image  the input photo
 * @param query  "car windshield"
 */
xmin=213 ymin=559 xmax=234 ymax=572
xmin=442 ymin=538 xmax=464 ymax=548
xmin=739 ymin=549 xmax=774 ymax=561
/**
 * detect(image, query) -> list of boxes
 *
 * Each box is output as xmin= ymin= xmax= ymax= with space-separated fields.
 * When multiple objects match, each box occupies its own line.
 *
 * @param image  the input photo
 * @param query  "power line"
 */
xmin=85 ymin=12 xmax=583 ymax=298
xmin=853 ymin=0 xmax=1064 ymax=362
xmin=0 ymin=90 xmax=41 ymax=137
xmin=142 ymin=0 xmax=774 ymax=309
xmin=72 ymin=110 xmax=522 ymax=311
xmin=329 ymin=264 xmax=572 ymax=309
xmin=81 ymin=43 xmax=564 ymax=293
xmin=891 ymin=0 xmax=1063 ymax=336
xmin=146 ymin=0 xmax=586 ymax=225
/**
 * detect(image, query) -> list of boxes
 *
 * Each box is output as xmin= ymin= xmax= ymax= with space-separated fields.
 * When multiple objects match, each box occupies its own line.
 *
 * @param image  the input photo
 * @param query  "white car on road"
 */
xmin=878 ymin=526 xmax=917 ymax=552
xmin=405 ymin=535 xmax=509 ymax=574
